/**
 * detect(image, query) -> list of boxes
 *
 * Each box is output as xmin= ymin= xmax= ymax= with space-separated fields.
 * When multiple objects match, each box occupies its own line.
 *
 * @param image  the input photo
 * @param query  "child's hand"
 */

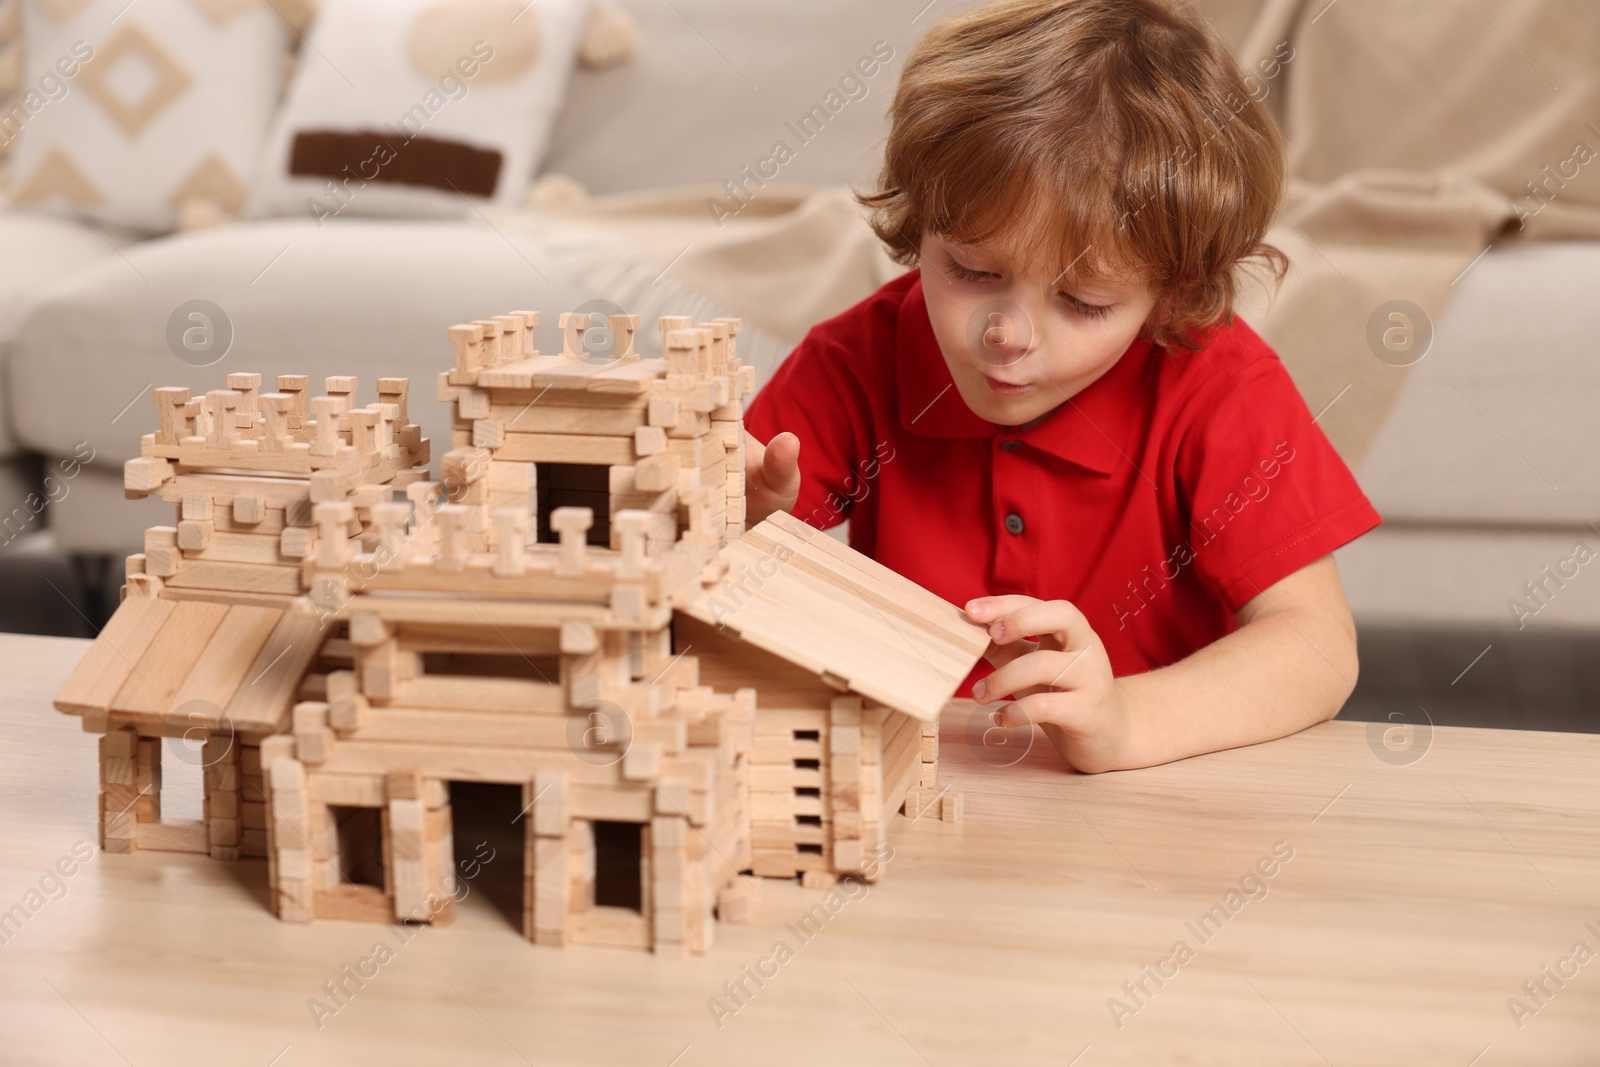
xmin=743 ymin=430 xmax=801 ymax=526
xmin=964 ymin=595 xmax=1131 ymax=774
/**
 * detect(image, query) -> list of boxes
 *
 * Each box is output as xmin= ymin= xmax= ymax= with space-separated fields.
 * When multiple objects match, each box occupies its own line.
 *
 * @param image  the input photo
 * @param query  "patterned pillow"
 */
xmin=0 ymin=0 xmax=19 ymax=174
xmin=5 ymin=0 xmax=291 ymax=233
xmin=247 ymin=0 xmax=591 ymax=221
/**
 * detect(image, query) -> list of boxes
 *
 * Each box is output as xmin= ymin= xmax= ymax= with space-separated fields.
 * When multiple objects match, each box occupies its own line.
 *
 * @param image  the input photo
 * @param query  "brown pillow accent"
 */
xmin=288 ymin=128 xmax=502 ymax=197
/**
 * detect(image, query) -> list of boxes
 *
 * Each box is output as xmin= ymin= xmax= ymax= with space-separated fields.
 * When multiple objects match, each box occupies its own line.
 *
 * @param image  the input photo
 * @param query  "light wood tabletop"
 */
xmin=2 ymin=633 xmax=1597 ymax=1066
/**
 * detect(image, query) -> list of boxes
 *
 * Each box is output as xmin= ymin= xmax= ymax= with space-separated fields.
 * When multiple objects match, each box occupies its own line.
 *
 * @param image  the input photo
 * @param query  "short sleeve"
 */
xmin=742 ymin=329 xmax=876 ymax=531
xmin=1176 ymin=357 xmax=1381 ymax=611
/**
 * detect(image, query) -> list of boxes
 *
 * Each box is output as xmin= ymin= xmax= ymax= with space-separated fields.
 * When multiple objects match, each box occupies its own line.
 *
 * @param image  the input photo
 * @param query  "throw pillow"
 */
xmin=5 ymin=0 xmax=291 ymax=233
xmin=247 ymin=0 xmax=590 ymax=223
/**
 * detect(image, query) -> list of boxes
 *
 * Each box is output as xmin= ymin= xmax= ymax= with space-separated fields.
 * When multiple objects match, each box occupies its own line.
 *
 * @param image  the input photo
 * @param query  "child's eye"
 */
xmin=946 ymin=257 xmax=997 ymax=283
xmin=1062 ymin=293 xmax=1113 ymax=319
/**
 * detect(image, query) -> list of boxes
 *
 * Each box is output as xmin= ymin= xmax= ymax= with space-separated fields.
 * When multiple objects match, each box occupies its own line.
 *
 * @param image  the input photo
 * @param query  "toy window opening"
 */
xmin=535 ymin=462 xmax=610 ymax=547
xmin=420 ymin=651 xmax=560 ymax=683
xmin=592 ymin=820 xmax=644 ymax=912
xmin=330 ymin=805 xmax=384 ymax=888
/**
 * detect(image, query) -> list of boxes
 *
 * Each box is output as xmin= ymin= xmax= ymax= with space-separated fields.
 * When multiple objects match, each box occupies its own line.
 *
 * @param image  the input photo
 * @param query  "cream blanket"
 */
xmin=486 ymin=0 xmax=1600 ymax=465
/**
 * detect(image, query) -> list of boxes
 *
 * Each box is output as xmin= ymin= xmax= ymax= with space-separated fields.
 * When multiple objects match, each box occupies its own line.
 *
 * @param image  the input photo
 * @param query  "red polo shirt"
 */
xmin=742 ymin=269 xmax=1381 ymax=696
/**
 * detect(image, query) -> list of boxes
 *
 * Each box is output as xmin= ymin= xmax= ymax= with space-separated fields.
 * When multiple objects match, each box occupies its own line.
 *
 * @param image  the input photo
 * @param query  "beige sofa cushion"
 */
xmin=1356 ymin=241 xmax=1600 ymax=525
xmin=1336 ymin=523 xmax=1600 ymax=629
xmin=0 ymin=209 xmax=138 ymax=459
xmin=7 ymin=217 xmax=590 ymax=480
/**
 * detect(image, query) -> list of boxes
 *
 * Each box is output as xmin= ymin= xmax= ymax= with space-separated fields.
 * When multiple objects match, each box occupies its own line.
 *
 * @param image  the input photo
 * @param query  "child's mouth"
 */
xmin=982 ymin=373 xmax=1032 ymax=396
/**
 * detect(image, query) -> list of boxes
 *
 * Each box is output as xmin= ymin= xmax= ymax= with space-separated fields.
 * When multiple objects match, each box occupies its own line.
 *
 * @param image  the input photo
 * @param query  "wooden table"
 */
xmin=2 ymin=634 xmax=1597 ymax=1066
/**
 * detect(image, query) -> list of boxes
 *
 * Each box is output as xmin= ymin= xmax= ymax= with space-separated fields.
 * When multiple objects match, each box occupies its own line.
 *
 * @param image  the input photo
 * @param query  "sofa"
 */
xmin=2 ymin=0 xmax=1597 ymax=731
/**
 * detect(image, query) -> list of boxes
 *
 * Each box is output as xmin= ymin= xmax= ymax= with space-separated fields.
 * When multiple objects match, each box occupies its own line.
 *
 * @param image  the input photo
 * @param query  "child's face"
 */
xmin=919 ymin=231 xmax=1160 ymax=427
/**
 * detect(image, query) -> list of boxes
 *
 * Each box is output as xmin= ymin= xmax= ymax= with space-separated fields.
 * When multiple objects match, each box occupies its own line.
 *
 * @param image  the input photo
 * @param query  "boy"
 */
xmin=739 ymin=0 xmax=1381 ymax=773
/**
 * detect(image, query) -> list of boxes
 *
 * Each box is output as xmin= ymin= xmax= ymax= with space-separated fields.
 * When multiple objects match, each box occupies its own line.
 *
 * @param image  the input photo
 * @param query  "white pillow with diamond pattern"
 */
xmin=6 ymin=0 xmax=290 ymax=233
xmin=246 ymin=0 xmax=591 ymax=221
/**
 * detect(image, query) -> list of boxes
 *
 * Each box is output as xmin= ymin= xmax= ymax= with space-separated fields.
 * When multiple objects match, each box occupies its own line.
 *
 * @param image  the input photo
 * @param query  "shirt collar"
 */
xmin=896 ymin=270 xmax=1155 ymax=476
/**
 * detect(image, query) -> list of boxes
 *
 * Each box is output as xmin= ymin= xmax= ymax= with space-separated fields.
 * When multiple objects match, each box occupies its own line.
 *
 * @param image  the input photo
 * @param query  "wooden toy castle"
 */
xmin=53 ymin=309 xmax=989 ymax=953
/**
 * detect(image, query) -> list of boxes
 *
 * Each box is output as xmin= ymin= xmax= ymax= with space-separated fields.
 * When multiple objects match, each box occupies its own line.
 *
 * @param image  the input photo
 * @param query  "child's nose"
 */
xmin=983 ymin=312 xmax=1014 ymax=350
xmin=982 ymin=311 xmax=1033 ymax=358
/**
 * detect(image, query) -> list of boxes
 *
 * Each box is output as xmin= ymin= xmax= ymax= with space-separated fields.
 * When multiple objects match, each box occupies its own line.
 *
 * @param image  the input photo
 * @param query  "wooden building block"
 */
xmin=347 ymin=612 xmax=389 ymax=648
xmin=549 ymin=506 xmax=592 ymax=578
xmin=279 ymin=526 xmax=314 ymax=559
xmin=634 ymin=453 xmax=678 ymax=492
xmin=531 ymin=836 xmax=568 ymax=946
xmin=565 ymin=649 xmax=600 ymax=709
xmin=182 ymin=492 xmax=212 ymax=521
xmin=622 ymin=742 xmax=660 ymax=782
xmin=800 ymin=869 xmax=837 ymax=890
xmin=531 ymin=771 xmax=568 ymax=838
xmin=231 ymin=495 xmax=264 ymax=524
xmin=176 ymin=519 xmax=212 ymax=551
xmin=634 ymin=425 xmax=666 ymax=456
xmin=386 ymin=767 xmax=424 ymax=801
xmin=388 ymin=797 xmax=427 ymax=919
xmin=124 ymin=455 xmax=173 ymax=494
xmin=293 ymin=701 xmax=333 ymax=764
xmin=941 ymin=792 xmax=964 ymax=823
xmin=492 ymin=509 xmax=528 ymax=576
xmin=558 ymin=619 xmax=598 ymax=654
xmin=647 ymin=396 xmax=678 ymax=427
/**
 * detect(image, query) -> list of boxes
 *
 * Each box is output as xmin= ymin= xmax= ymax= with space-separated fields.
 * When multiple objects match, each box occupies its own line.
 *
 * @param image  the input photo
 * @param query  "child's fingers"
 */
xmin=992 ymin=691 xmax=1099 ymax=737
xmin=965 ymin=594 xmax=1040 ymax=621
xmin=979 ymin=637 xmax=1035 ymax=670
xmin=973 ymin=647 xmax=1091 ymax=704
xmin=967 ymin=595 xmax=1098 ymax=653
xmin=741 ymin=430 xmax=801 ymax=524
xmin=760 ymin=431 xmax=801 ymax=498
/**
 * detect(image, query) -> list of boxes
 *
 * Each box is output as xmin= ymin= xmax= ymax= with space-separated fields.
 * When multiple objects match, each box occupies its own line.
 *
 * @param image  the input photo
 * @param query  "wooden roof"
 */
xmin=55 ymin=597 xmax=328 ymax=735
xmin=677 ymin=511 xmax=991 ymax=721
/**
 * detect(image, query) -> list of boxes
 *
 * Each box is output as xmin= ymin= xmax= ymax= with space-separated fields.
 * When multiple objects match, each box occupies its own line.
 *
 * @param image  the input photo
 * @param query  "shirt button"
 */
xmin=998 ymin=439 xmax=1021 ymax=451
xmin=1004 ymin=512 xmax=1024 ymax=535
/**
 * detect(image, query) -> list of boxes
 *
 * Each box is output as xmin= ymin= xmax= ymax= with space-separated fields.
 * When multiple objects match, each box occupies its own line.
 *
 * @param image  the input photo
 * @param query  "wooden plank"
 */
xmin=396 ymin=622 xmax=561 ymax=657
xmin=688 ymin=580 xmax=950 ymax=719
xmin=315 ymin=738 xmax=632 ymax=785
xmin=55 ymin=597 xmax=177 ymax=715
xmin=741 ymin=524 xmax=989 ymax=666
xmin=344 ymin=594 xmax=672 ymax=633
xmin=157 ymin=586 xmax=299 ymax=612
xmin=111 ymin=600 xmax=231 ymax=716
xmin=164 ymin=559 xmax=303 ymax=596
xmin=487 ymin=398 xmax=649 ymax=436
xmin=349 ymin=707 xmax=581 ymax=748
xmin=181 ymin=531 xmax=290 ymax=566
xmin=307 ymin=772 xmax=441 ymax=808
xmin=166 ymin=606 xmax=283 ymax=718
xmin=213 ymin=507 xmax=290 ymax=536
xmin=758 ymin=511 xmax=991 ymax=658
xmin=881 ymin=712 xmax=921 ymax=785
xmin=721 ymin=536 xmax=976 ymax=675
xmin=388 ymin=797 xmax=427 ymax=919
xmin=390 ymin=677 xmax=565 ymax=714
xmin=315 ymin=555 xmax=658 ymax=604
xmin=158 ymin=472 xmax=312 ymax=506
xmin=226 ymin=606 xmax=331 ymax=734
xmin=569 ymin=784 xmax=654 ymax=823
xmin=587 ymin=359 xmax=669 ymax=390
xmin=493 ymin=433 xmax=635 ymax=465
xmin=136 ymin=819 xmax=209 ymax=853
